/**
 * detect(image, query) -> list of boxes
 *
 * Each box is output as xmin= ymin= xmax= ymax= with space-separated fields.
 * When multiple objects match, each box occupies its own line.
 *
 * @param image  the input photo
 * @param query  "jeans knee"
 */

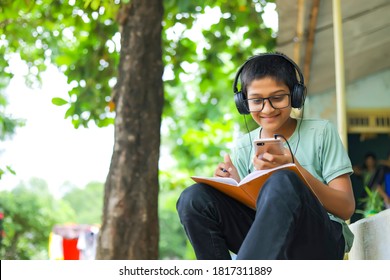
xmin=262 ymin=169 xmax=306 ymax=196
xmin=176 ymin=184 xmax=212 ymax=219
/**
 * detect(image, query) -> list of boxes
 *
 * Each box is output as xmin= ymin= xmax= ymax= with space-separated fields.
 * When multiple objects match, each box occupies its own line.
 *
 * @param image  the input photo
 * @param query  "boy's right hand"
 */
xmin=214 ymin=154 xmax=240 ymax=182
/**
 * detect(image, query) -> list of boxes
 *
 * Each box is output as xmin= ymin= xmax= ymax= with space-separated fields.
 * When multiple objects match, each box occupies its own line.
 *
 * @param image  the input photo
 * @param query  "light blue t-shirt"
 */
xmin=231 ymin=118 xmax=354 ymax=252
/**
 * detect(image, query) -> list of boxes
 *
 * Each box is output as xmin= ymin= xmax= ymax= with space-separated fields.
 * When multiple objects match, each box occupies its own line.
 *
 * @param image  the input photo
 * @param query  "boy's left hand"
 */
xmin=253 ymin=148 xmax=293 ymax=170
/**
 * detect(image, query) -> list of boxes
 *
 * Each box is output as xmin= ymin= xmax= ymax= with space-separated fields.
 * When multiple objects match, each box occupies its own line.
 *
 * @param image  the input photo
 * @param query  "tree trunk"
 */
xmin=96 ymin=0 xmax=163 ymax=260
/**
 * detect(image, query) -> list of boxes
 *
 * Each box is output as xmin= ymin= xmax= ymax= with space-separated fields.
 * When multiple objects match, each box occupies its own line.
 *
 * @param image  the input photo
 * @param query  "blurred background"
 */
xmin=1 ymin=0 xmax=389 ymax=260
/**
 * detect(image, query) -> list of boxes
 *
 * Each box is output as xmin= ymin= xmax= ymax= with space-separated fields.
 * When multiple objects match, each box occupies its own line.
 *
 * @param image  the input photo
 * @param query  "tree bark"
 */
xmin=96 ymin=0 xmax=163 ymax=259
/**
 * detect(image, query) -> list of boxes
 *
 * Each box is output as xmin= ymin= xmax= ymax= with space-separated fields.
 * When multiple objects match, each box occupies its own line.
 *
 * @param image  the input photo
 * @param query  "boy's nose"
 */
xmin=261 ymin=99 xmax=275 ymax=113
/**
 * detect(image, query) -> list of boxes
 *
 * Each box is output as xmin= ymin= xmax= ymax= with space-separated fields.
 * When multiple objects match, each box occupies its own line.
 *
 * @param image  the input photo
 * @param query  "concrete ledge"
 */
xmin=348 ymin=208 xmax=390 ymax=259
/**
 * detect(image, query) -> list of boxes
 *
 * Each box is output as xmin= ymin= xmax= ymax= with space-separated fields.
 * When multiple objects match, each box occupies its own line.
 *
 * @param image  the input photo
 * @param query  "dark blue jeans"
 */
xmin=176 ymin=170 xmax=345 ymax=259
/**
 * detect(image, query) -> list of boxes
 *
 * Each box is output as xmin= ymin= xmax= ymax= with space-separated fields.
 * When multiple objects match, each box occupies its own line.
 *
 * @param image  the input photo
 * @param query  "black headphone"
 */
xmin=233 ymin=53 xmax=307 ymax=115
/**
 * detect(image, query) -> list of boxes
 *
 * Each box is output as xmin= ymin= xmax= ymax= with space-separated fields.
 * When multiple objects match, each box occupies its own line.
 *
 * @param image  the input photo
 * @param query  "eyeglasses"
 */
xmin=245 ymin=94 xmax=290 ymax=112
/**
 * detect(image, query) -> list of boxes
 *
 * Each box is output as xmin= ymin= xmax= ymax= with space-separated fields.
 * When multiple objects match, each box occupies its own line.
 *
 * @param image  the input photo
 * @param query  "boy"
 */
xmin=176 ymin=52 xmax=355 ymax=259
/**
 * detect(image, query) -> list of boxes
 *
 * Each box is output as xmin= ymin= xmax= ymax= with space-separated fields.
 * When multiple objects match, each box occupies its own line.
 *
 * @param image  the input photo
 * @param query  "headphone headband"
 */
xmin=233 ymin=53 xmax=306 ymax=114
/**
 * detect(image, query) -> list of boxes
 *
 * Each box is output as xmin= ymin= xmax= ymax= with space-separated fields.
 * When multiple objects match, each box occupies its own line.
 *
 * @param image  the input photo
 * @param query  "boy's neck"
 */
xmin=260 ymin=118 xmax=297 ymax=139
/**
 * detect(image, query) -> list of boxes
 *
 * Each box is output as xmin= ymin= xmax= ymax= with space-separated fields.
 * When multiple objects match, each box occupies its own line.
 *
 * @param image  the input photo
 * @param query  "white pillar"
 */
xmin=332 ymin=0 xmax=348 ymax=149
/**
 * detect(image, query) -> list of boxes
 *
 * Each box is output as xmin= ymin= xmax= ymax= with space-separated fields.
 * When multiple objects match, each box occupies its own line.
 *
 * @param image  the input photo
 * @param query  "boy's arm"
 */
xmin=295 ymin=160 xmax=355 ymax=220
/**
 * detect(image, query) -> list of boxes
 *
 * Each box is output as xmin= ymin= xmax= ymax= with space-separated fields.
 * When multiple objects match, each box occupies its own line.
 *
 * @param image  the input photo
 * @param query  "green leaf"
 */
xmin=51 ymin=97 xmax=68 ymax=106
xmin=90 ymin=0 xmax=101 ymax=10
xmin=6 ymin=166 xmax=16 ymax=175
xmin=84 ymin=0 xmax=93 ymax=9
xmin=64 ymin=106 xmax=75 ymax=119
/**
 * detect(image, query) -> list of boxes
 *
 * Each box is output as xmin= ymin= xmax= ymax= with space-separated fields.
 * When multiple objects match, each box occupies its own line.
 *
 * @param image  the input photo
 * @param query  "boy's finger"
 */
xmin=224 ymin=153 xmax=232 ymax=164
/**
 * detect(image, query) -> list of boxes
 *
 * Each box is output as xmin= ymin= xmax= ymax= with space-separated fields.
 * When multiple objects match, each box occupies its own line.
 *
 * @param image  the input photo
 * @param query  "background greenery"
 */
xmin=0 ymin=0 xmax=275 ymax=259
xmin=0 ymin=178 xmax=192 ymax=259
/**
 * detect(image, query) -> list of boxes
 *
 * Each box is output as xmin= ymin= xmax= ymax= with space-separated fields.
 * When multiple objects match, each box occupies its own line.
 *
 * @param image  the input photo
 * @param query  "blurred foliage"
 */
xmin=355 ymin=186 xmax=385 ymax=218
xmin=158 ymin=188 xmax=194 ymax=259
xmin=0 ymin=0 xmax=119 ymax=128
xmin=0 ymin=178 xmax=76 ymax=259
xmin=0 ymin=177 xmax=196 ymax=260
xmin=0 ymin=0 xmax=276 ymax=259
xmin=61 ymin=181 xmax=104 ymax=225
xmin=0 ymin=0 xmax=275 ymax=172
xmin=0 ymin=75 xmax=24 ymax=179
xmin=60 ymin=177 xmax=195 ymax=259
xmin=0 ymin=165 xmax=15 ymax=180
xmin=0 ymin=35 xmax=22 ymax=143
xmin=0 ymin=97 xmax=24 ymax=141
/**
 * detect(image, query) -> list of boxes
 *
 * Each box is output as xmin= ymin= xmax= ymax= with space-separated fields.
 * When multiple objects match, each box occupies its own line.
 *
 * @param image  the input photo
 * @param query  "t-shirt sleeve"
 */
xmin=320 ymin=121 xmax=353 ymax=183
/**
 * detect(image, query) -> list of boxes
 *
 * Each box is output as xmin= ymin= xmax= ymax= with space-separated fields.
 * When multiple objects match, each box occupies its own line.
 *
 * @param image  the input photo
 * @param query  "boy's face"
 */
xmin=247 ymin=77 xmax=293 ymax=135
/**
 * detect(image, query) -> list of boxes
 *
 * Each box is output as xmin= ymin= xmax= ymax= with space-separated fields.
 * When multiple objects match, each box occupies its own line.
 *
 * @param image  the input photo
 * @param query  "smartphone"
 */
xmin=253 ymin=137 xmax=284 ymax=156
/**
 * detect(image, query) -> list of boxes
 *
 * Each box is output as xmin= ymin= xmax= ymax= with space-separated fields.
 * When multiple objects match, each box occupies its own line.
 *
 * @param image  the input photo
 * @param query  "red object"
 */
xmin=62 ymin=238 xmax=80 ymax=260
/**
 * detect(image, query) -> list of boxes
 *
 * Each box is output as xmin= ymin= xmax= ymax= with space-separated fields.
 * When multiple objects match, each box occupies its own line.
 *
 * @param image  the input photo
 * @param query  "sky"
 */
xmin=0 ymin=57 xmax=114 ymax=196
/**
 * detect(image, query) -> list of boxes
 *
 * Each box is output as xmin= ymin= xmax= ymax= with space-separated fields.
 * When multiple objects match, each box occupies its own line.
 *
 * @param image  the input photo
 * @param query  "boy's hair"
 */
xmin=240 ymin=52 xmax=299 ymax=97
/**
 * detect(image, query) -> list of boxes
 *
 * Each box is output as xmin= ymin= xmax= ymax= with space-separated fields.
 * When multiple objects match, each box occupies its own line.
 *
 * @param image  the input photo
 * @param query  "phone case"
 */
xmin=253 ymin=138 xmax=284 ymax=156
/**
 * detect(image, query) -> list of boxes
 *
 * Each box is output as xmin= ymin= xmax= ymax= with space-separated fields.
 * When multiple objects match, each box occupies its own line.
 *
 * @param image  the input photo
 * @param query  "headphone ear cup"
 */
xmin=291 ymin=84 xmax=306 ymax=109
xmin=234 ymin=91 xmax=250 ymax=115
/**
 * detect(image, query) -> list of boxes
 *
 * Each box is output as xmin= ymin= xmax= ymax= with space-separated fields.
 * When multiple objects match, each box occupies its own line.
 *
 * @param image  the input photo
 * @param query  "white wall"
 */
xmin=304 ymin=68 xmax=390 ymax=127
